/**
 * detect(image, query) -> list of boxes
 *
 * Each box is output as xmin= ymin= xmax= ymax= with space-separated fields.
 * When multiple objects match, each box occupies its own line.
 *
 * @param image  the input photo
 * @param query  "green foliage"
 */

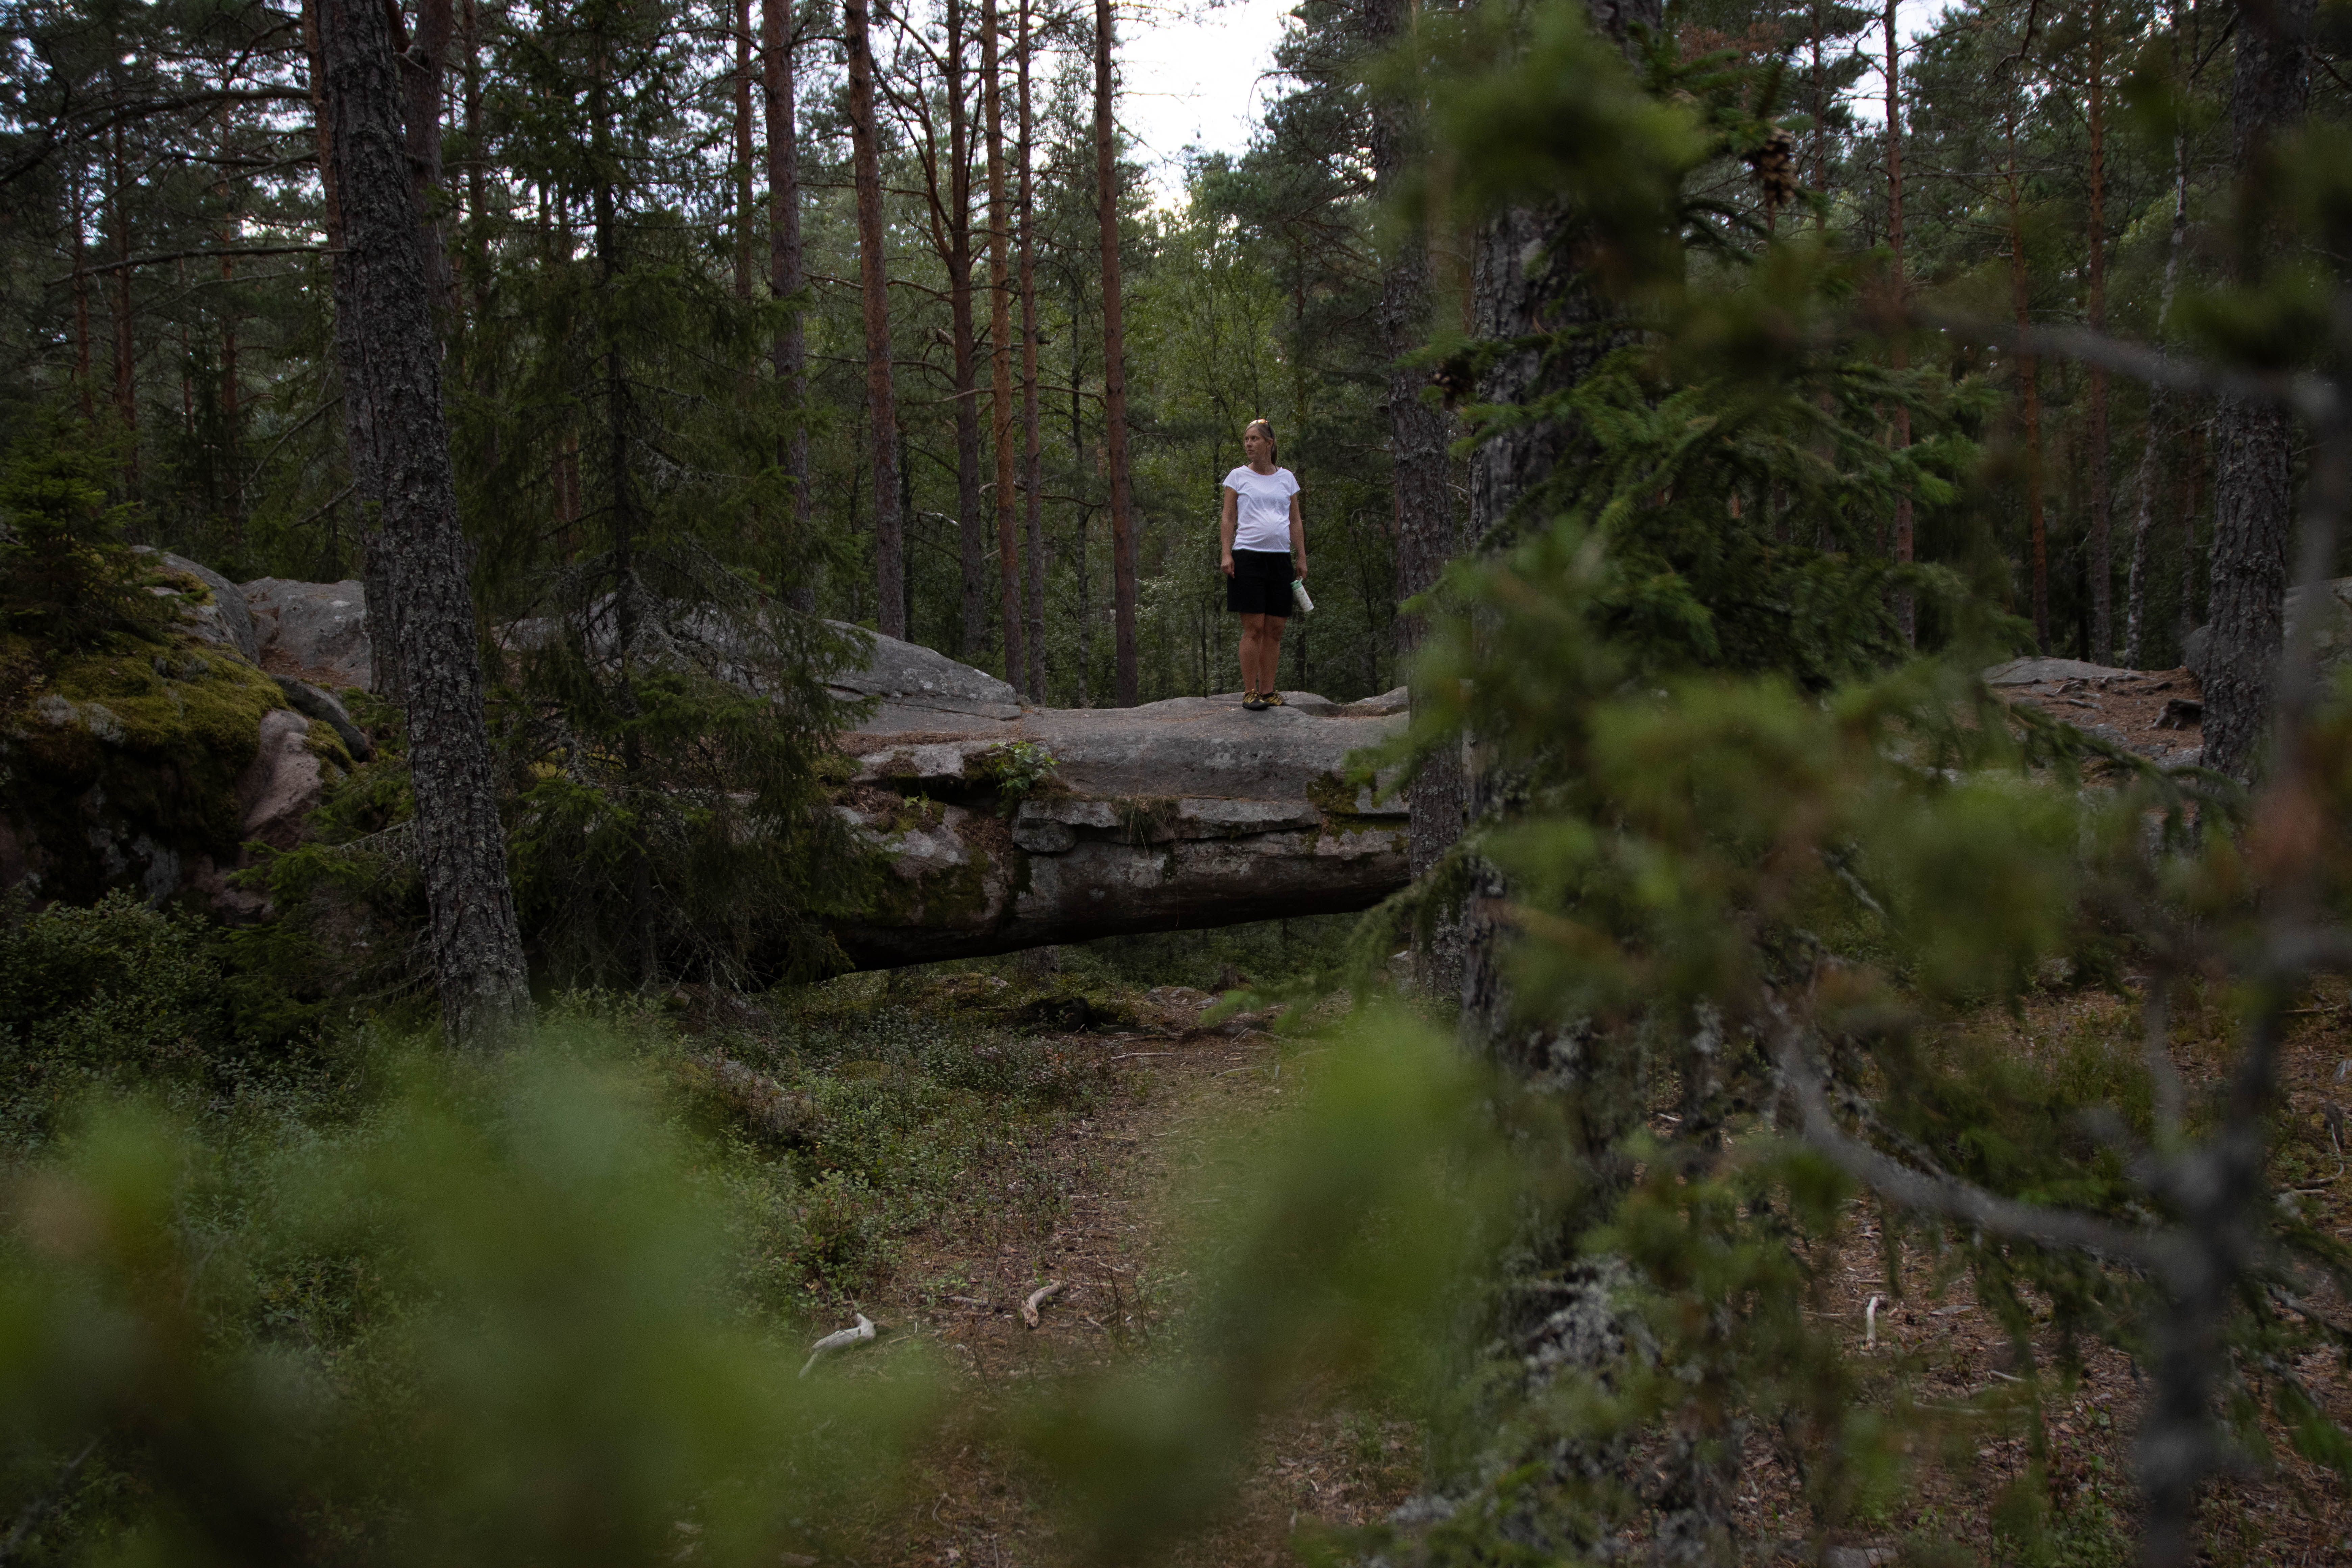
xmin=0 ymin=890 xmax=236 ymax=1146
xmin=966 ymin=740 xmax=1059 ymax=803
xmin=0 ymin=410 xmax=167 ymax=654
xmin=502 ymin=601 xmax=878 ymax=988
xmin=0 ymin=1022 xmax=926 ymax=1566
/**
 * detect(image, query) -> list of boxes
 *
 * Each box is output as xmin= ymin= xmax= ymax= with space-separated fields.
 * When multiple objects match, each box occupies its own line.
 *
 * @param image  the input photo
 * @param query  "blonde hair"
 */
xmin=1244 ymin=418 xmax=1278 ymax=463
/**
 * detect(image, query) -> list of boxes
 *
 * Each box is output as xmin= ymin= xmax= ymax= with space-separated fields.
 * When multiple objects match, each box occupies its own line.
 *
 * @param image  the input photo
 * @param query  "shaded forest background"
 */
xmin=0 ymin=0 xmax=2303 ymax=700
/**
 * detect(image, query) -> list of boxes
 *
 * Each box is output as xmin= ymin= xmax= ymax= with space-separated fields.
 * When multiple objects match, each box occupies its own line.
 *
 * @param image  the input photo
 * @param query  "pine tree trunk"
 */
xmin=218 ymin=100 xmax=245 ymax=550
xmin=1884 ymin=0 xmax=1913 ymax=643
xmin=2004 ymin=111 xmax=2049 ymax=651
xmin=583 ymin=16 xmax=657 ymax=984
xmin=461 ymin=0 xmax=487 ymax=326
xmin=1072 ymin=323 xmax=1093 ymax=705
xmin=943 ymin=0 xmax=987 ymax=661
xmin=71 ymin=169 xmax=93 ymax=420
xmin=845 ymin=0 xmax=905 ymax=640
xmin=761 ymin=0 xmax=814 ymax=613
xmin=399 ymin=0 xmax=452 ymax=305
xmin=982 ymin=0 xmax=1023 ymax=686
xmin=2178 ymin=418 xmax=2207 ymax=654
xmin=2204 ymin=0 xmax=2312 ymax=782
xmin=1094 ymin=0 xmax=1138 ymax=706
xmin=733 ymin=0 xmax=755 ymax=300
xmin=1462 ymin=0 xmax=1657 ymax=1053
xmin=2085 ymin=0 xmax=2112 ymax=661
xmin=107 ymin=121 xmax=137 ymax=486
xmin=316 ymin=0 xmax=530 ymax=1047
xmin=1369 ymin=0 xmax=1463 ymax=977
xmin=1016 ymin=0 xmax=1047 ymax=701
xmin=2124 ymin=102 xmax=2189 ymax=671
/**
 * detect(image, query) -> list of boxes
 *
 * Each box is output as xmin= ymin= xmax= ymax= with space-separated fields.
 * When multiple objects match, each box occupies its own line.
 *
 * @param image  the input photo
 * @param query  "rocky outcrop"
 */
xmin=827 ymin=647 xmax=1412 ymax=966
xmin=1 ymin=578 xmax=353 ymax=918
xmin=821 ymin=619 xmax=1025 ymax=731
xmin=135 ymin=549 xmax=260 ymax=662
xmin=9 ymin=566 xmax=1410 ymax=960
xmin=1983 ymin=659 xmax=2204 ymax=769
xmin=241 ymin=577 xmax=372 ymax=689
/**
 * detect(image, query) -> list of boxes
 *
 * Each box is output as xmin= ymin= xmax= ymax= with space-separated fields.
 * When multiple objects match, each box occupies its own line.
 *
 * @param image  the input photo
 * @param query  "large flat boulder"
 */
xmin=822 ymin=622 xmax=1025 ymax=733
xmin=832 ymin=668 xmax=1412 ymax=965
xmin=1983 ymin=657 xmax=2136 ymax=686
xmin=241 ymin=578 xmax=372 ymax=690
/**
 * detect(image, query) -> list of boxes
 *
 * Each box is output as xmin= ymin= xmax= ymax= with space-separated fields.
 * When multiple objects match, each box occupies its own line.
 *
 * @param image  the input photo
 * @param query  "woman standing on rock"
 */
xmin=1220 ymin=418 xmax=1306 ymax=711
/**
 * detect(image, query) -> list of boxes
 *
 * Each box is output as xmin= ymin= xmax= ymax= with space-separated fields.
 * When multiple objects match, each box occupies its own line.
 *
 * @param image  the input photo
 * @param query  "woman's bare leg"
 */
xmin=1239 ymin=613 xmax=1264 ymax=693
xmin=1261 ymin=617 xmax=1286 ymax=695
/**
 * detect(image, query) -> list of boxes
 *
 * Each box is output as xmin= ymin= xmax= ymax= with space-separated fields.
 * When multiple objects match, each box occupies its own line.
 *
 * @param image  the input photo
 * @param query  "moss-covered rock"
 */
xmin=0 ymin=627 xmax=294 ymax=911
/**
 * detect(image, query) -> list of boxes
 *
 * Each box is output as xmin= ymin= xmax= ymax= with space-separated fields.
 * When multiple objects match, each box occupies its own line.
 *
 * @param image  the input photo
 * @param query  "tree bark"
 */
xmin=2178 ymin=416 xmax=2207 ymax=653
xmin=937 ymin=0 xmax=986 ymax=660
xmin=316 ymin=0 xmax=530 ymax=1046
xmin=1368 ymin=0 xmax=1463 ymax=976
xmin=733 ymin=0 xmax=755 ymax=300
xmin=2085 ymin=0 xmax=2111 ymax=659
xmin=1016 ymin=0 xmax=1046 ymax=702
xmin=460 ymin=0 xmax=487 ymax=326
xmin=71 ymin=167 xmax=93 ymax=420
xmin=1885 ymin=0 xmax=1913 ymax=643
xmin=2204 ymin=0 xmax=2313 ymax=780
xmin=762 ymin=0 xmax=814 ymax=613
xmin=845 ymin=0 xmax=906 ymax=639
xmin=398 ymin=0 xmax=453 ymax=304
xmin=1072 ymin=312 xmax=1094 ymax=704
xmin=983 ymin=0 xmax=1023 ymax=687
xmin=2125 ymin=68 xmax=2190 ymax=670
xmin=218 ymin=99 xmax=245 ymax=549
xmin=1094 ymin=0 xmax=1138 ymax=706
xmin=1461 ymin=0 xmax=1657 ymax=1054
xmin=2004 ymin=106 xmax=2049 ymax=651
xmin=107 ymin=119 xmax=137 ymax=485
xmin=583 ymin=7 xmax=656 ymax=983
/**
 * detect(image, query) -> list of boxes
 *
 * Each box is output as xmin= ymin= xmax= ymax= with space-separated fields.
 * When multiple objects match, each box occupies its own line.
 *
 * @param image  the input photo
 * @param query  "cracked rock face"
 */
xmin=9 ymin=592 xmax=1412 ymax=959
xmin=825 ymin=631 xmax=1412 ymax=967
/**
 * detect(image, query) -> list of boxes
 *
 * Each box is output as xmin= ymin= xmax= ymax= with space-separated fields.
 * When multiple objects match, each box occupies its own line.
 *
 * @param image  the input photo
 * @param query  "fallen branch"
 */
xmin=1768 ymin=1006 xmax=2163 ymax=1271
xmin=798 ymin=1313 xmax=876 ymax=1377
xmin=1022 ymin=1282 xmax=1064 ymax=1329
xmin=0 ymin=1435 xmax=99 ymax=1563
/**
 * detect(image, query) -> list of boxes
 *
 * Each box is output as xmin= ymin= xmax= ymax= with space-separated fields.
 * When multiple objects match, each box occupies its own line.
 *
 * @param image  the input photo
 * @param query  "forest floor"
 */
xmin=794 ymin=974 xmax=2352 ymax=1568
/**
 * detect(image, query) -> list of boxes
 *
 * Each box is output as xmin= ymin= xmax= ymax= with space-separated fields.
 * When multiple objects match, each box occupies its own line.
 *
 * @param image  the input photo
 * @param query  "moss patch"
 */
xmin=1 ymin=629 xmax=289 ymax=904
xmin=1307 ymin=770 xmax=1402 ymax=830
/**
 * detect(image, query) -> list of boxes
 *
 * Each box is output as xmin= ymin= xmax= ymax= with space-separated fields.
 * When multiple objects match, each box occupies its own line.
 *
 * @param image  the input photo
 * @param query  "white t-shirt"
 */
xmin=1224 ymin=465 xmax=1299 ymax=553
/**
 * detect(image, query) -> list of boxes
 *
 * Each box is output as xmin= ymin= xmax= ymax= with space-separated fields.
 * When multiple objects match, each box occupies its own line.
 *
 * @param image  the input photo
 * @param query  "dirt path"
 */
xmin=820 ymin=1002 xmax=1420 ymax=1568
xmin=808 ymin=984 xmax=2352 ymax=1566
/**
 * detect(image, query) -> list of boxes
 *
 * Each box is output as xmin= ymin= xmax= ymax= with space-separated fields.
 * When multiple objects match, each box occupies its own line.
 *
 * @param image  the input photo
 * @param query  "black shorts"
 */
xmin=1226 ymin=548 xmax=1293 ymax=617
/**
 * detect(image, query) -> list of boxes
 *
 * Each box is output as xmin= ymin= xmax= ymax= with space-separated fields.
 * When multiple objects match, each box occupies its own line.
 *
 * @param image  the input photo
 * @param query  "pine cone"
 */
xmin=1744 ymin=127 xmax=1799 ymax=215
xmin=1428 ymin=352 xmax=1476 ymax=408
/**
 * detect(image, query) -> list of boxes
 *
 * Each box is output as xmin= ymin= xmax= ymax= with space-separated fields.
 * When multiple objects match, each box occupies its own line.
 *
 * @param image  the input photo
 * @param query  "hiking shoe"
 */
xmin=1243 ymin=693 xmax=1269 ymax=711
xmin=1260 ymin=690 xmax=1285 ymax=707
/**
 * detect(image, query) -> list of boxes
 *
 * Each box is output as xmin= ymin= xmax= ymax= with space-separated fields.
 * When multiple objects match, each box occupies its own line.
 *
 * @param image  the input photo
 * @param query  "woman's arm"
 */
xmin=1221 ymin=487 xmax=1239 ymax=576
xmin=1288 ymin=492 xmax=1306 ymax=579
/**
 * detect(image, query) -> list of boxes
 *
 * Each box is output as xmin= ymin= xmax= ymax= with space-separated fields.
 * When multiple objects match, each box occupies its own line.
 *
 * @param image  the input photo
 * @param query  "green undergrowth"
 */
xmin=655 ymin=983 xmax=1125 ymax=1307
xmin=0 ymin=894 xmax=1129 ymax=1313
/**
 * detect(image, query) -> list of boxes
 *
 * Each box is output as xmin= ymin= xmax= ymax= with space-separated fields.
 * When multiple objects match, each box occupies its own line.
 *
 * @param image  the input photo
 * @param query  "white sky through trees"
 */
xmin=1119 ymin=0 xmax=1943 ymax=204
